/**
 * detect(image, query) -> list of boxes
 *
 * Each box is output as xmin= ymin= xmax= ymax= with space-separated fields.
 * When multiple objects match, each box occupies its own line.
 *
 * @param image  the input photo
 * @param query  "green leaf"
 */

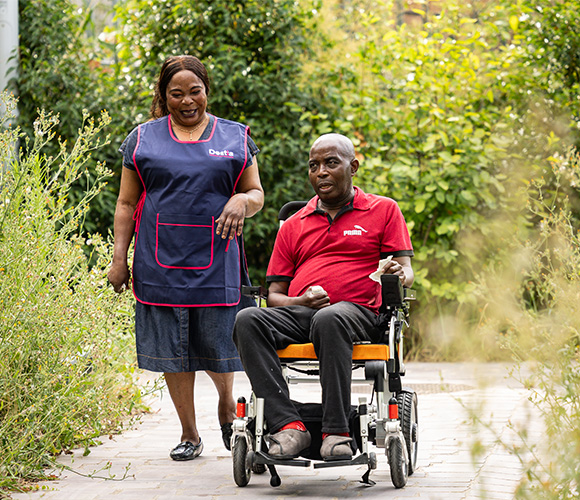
xmin=460 ymin=190 xmax=477 ymax=205
xmin=509 ymin=15 xmax=519 ymax=33
xmin=415 ymin=198 xmax=426 ymax=213
xmin=423 ymin=137 xmax=437 ymax=152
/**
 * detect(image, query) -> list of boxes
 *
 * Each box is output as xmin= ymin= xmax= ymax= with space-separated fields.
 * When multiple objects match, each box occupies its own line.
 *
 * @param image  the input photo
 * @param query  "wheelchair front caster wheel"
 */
xmin=268 ymin=465 xmax=281 ymax=487
xmin=387 ymin=437 xmax=408 ymax=489
xmin=233 ymin=436 xmax=251 ymax=487
xmin=270 ymin=473 xmax=281 ymax=487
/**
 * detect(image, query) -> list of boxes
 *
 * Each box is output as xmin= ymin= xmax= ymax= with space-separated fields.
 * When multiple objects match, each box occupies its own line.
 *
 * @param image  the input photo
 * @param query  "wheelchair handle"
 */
xmin=241 ymin=285 xmax=268 ymax=299
xmin=278 ymin=201 xmax=309 ymax=221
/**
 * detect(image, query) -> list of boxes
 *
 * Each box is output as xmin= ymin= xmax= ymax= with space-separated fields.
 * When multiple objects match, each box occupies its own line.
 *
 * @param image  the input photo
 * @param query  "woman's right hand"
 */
xmin=107 ymin=261 xmax=130 ymax=293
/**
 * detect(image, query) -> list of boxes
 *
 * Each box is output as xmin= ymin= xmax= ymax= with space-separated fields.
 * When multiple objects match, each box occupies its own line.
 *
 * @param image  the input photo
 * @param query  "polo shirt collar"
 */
xmin=301 ymin=186 xmax=371 ymax=219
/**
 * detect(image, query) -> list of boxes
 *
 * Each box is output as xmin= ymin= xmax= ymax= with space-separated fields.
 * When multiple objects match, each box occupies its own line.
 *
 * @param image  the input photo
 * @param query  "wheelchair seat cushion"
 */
xmin=276 ymin=343 xmax=389 ymax=361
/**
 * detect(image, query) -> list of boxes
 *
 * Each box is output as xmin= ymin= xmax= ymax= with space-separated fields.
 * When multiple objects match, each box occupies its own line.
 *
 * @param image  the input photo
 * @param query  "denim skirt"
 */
xmin=134 ymin=297 xmax=254 ymax=373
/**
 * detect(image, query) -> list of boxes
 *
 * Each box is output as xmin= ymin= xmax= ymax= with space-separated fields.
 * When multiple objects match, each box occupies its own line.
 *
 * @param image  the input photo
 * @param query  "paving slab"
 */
xmin=10 ymin=363 xmax=536 ymax=500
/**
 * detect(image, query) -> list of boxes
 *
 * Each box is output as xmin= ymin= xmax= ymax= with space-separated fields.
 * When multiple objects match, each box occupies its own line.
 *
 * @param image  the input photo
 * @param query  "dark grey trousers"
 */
xmin=233 ymin=302 xmax=380 ymax=434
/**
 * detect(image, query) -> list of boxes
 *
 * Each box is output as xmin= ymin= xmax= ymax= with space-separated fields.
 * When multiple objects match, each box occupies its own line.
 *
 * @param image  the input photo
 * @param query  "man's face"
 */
xmin=308 ymin=139 xmax=357 ymax=207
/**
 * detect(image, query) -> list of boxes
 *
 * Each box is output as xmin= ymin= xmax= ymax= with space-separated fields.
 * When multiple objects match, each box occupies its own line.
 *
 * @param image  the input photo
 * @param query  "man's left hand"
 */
xmin=381 ymin=259 xmax=408 ymax=287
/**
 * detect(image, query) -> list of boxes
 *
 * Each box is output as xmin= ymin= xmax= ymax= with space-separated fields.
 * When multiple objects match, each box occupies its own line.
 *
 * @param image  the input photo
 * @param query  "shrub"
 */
xmin=0 ymin=92 xmax=143 ymax=491
xmin=16 ymin=0 xmax=125 ymax=237
xmin=473 ymin=149 xmax=580 ymax=498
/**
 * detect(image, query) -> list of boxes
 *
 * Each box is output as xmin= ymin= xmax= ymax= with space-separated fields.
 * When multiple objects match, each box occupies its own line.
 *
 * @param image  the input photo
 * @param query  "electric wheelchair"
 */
xmin=230 ymin=201 xmax=418 ymax=489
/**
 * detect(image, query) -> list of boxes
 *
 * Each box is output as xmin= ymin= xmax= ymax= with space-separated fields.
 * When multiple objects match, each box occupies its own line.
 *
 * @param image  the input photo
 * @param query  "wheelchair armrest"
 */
xmin=241 ymin=285 xmax=268 ymax=299
xmin=380 ymin=274 xmax=415 ymax=307
xmin=380 ymin=274 xmax=403 ymax=307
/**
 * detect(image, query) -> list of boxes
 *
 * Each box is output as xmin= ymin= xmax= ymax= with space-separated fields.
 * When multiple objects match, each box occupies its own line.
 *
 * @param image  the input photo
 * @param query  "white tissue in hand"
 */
xmin=310 ymin=285 xmax=326 ymax=295
xmin=369 ymin=256 xmax=392 ymax=283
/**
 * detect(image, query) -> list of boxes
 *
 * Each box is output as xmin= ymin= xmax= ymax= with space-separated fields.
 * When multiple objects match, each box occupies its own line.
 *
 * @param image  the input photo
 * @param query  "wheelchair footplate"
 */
xmin=231 ymin=387 xmax=418 ymax=489
xmin=231 ymin=396 xmax=382 ymax=488
xmin=248 ymin=450 xmax=378 ymax=487
xmin=251 ymin=450 xmax=373 ymax=469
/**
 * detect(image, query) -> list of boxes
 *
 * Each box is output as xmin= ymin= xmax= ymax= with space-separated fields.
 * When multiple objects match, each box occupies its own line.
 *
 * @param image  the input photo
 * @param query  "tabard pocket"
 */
xmin=155 ymin=213 xmax=214 ymax=269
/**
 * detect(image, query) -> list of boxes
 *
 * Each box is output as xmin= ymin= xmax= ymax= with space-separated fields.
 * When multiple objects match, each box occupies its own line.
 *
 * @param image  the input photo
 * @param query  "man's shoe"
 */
xmin=221 ymin=423 xmax=233 ymax=451
xmin=170 ymin=439 xmax=203 ymax=461
xmin=320 ymin=435 xmax=353 ymax=461
xmin=267 ymin=429 xmax=311 ymax=459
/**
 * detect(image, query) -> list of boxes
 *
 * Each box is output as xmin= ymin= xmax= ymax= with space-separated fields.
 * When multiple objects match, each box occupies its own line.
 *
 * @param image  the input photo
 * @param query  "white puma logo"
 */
xmin=343 ymin=225 xmax=368 ymax=236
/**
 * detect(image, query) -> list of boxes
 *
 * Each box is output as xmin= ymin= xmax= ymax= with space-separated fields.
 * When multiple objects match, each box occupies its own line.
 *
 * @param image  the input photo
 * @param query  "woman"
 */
xmin=107 ymin=55 xmax=264 ymax=461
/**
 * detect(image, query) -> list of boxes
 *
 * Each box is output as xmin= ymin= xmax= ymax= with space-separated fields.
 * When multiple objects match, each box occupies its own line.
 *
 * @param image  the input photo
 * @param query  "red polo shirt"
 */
xmin=266 ymin=187 xmax=413 ymax=313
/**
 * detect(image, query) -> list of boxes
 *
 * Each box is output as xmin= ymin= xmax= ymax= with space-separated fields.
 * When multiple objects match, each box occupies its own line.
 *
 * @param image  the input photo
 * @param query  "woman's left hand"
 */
xmin=216 ymin=193 xmax=248 ymax=240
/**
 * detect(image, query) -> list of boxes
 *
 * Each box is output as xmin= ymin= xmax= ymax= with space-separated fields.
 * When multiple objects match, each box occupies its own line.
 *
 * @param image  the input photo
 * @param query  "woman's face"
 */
xmin=165 ymin=70 xmax=208 ymax=128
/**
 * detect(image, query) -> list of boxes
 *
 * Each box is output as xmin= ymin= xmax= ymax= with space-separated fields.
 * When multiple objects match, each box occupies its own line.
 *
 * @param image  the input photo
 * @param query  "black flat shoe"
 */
xmin=221 ymin=423 xmax=233 ymax=451
xmin=170 ymin=439 xmax=203 ymax=461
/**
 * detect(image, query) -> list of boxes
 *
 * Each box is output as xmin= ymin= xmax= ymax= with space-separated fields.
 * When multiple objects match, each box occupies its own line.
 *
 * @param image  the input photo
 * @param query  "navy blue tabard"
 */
xmin=131 ymin=114 xmax=249 ymax=306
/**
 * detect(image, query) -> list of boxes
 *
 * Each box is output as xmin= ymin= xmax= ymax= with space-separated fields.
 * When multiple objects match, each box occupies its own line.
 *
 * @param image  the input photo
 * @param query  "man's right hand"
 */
xmin=267 ymin=281 xmax=331 ymax=308
xmin=301 ymin=286 xmax=330 ymax=309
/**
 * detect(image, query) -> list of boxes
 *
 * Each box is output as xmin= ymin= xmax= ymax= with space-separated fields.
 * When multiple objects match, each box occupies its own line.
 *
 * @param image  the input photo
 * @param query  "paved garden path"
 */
xmin=12 ymin=363 xmax=537 ymax=500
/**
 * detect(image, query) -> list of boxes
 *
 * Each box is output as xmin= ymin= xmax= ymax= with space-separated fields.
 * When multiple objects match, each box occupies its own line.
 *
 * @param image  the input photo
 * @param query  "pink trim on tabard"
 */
xmin=220 ymin=126 xmax=249 ymax=254
xmin=131 ymin=125 xmax=147 ymax=237
xmin=158 ymin=222 xmax=211 ymax=228
xmin=229 ymin=125 xmax=250 ymax=197
xmin=131 ymin=124 xmax=147 ymax=299
xmin=132 ymin=235 xmax=242 ymax=307
xmin=134 ymin=295 xmax=241 ymax=308
xmin=154 ymin=213 xmax=214 ymax=270
xmin=133 ymin=192 xmax=145 ymax=235
xmin=129 ymin=116 xmax=246 ymax=307
xmin=167 ymin=113 xmax=217 ymax=144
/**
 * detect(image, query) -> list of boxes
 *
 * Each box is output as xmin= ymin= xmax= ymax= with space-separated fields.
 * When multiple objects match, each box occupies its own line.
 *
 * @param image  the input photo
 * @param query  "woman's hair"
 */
xmin=150 ymin=55 xmax=210 ymax=119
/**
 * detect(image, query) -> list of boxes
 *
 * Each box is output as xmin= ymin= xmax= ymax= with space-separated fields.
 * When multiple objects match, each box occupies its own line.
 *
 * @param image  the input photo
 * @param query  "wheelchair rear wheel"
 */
xmin=232 ymin=436 xmax=251 ymax=487
xmin=398 ymin=391 xmax=418 ymax=474
xmin=387 ymin=436 xmax=408 ymax=489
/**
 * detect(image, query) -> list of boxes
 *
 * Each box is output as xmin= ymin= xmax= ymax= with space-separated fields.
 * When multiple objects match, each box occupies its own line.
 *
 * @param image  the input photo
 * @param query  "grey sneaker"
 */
xmin=320 ymin=435 xmax=353 ymax=461
xmin=267 ymin=429 xmax=311 ymax=459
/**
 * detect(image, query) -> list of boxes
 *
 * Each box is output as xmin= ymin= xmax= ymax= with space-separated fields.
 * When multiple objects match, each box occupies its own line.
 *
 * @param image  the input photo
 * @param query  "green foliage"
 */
xmin=302 ymin=1 xmax=531 ymax=302
xmin=518 ymin=0 xmax=580 ymax=106
xmin=285 ymin=0 xmax=580 ymax=358
xmin=16 ymin=0 xmax=129 ymax=236
xmin=14 ymin=0 xmax=580 ymax=359
xmin=0 ymin=93 xmax=144 ymax=491
xmin=472 ymin=149 xmax=580 ymax=499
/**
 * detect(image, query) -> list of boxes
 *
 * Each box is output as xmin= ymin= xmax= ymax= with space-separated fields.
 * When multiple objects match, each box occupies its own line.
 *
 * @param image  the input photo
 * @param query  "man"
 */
xmin=233 ymin=133 xmax=414 ymax=460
